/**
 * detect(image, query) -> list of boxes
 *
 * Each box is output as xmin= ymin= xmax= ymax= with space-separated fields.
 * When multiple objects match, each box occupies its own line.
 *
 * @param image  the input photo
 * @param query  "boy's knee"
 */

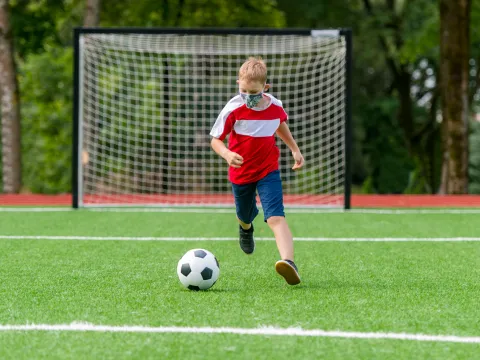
xmin=266 ymin=216 xmax=285 ymax=227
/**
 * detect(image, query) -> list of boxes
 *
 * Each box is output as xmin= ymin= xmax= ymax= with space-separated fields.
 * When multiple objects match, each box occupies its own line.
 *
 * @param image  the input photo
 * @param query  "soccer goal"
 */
xmin=73 ymin=28 xmax=352 ymax=209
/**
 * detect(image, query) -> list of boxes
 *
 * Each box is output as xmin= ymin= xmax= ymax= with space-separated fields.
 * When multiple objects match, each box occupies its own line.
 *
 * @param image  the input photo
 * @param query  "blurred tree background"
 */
xmin=0 ymin=0 xmax=479 ymax=194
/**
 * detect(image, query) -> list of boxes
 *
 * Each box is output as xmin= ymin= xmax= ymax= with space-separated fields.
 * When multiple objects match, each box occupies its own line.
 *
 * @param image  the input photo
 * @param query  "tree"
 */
xmin=277 ymin=0 xmax=442 ymax=193
xmin=0 ymin=0 xmax=21 ymax=193
xmin=9 ymin=0 xmax=84 ymax=58
xmin=7 ymin=0 xmax=286 ymax=194
xmin=84 ymin=0 xmax=100 ymax=27
xmin=99 ymin=0 xmax=285 ymax=28
xmin=439 ymin=0 xmax=471 ymax=194
xmin=359 ymin=0 xmax=446 ymax=194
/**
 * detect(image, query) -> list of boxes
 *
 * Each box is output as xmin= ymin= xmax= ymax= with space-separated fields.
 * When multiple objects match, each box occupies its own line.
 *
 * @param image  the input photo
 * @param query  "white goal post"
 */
xmin=73 ymin=28 xmax=352 ymax=208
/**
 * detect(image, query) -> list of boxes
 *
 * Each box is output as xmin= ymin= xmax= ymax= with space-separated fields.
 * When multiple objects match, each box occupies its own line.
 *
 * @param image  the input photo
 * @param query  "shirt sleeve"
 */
xmin=280 ymin=107 xmax=288 ymax=123
xmin=210 ymin=106 xmax=236 ymax=140
xmin=273 ymin=96 xmax=288 ymax=123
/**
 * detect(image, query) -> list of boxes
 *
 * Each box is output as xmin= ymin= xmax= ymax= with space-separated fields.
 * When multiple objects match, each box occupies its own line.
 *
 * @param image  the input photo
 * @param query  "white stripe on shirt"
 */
xmin=234 ymin=119 xmax=281 ymax=137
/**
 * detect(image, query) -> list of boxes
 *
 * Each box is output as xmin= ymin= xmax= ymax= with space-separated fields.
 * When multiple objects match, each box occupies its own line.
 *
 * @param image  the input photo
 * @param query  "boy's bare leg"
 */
xmin=237 ymin=217 xmax=252 ymax=230
xmin=266 ymin=216 xmax=294 ymax=261
xmin=268 ymin=216 xmax=300 ymax=285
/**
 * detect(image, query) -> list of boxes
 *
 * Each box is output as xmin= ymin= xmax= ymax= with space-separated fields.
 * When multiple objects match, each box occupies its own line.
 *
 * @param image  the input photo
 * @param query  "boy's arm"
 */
xmin=211 ymin=137 xmax=244 ymax=168
xmin=276 ymin=122 xmax=305 ymax=170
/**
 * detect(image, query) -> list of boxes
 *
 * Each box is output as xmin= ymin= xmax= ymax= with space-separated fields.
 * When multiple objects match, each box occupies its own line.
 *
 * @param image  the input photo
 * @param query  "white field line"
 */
xmin=1 ymin=207 xmax=480 ymax=214
xmin=72 ymin=208 xmax=480 ymax=214
xmin=345 ymin=209 xmax=480 ymax=214
xmin=0 ymin=207 xmax=72 ymax=212
xmin=0 ymin=323 xmax=478 ymax=344
xmin=1 ymin=235 xmax=480 ymax=242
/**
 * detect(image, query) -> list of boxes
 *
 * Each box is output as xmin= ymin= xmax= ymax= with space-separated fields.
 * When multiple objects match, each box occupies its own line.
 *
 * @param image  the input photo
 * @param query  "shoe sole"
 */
xmin=275 ymin=261 xmax=301 ymax=285
xmin=240 ymin=243 xmax=255 ymax=255
xmin=239 ymin=227 xmax=255 ymax=255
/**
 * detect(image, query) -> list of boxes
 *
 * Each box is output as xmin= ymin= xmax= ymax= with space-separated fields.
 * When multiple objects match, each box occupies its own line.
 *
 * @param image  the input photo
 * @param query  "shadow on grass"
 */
xmin=179 ymin=287 xmax=241 ymax=293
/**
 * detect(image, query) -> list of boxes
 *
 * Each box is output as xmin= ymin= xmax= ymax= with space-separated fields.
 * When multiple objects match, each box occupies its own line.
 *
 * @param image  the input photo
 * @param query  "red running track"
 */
xmin=1 ymin=194 xmax=480 ymax=207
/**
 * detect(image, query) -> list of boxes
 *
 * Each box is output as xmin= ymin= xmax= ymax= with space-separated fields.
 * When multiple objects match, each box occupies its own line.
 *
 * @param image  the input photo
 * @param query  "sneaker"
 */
xmin=239 ymin=224 xmax=255 ymax=254
xmin=275 ymin=259 xmax=301 ymax=285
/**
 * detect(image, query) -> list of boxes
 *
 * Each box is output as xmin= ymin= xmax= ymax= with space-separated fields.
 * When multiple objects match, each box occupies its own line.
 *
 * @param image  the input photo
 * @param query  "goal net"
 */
xmin=74 ymin=29 xmax=351 ymax=208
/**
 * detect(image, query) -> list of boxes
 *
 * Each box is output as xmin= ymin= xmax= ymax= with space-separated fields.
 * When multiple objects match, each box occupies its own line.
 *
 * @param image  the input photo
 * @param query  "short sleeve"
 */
xmin=280 ymin=107 xmax=288 ymax=123
xmin=210 ymin=96 xmax=243 ymax=140
xmin=210 ymin=107 xmax=236 ymax=140
xmin=268 ymin=95 xmax=288 ymax=123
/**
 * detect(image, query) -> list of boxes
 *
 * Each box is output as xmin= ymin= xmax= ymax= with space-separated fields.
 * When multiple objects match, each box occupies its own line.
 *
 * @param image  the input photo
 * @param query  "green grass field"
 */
xmin=0 ymin=209 xmax=479 ymax=359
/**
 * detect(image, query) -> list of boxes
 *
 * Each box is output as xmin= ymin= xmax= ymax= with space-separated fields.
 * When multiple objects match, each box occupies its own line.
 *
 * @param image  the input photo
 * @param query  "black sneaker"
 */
xmin=275 ymin=259 xmax=301 ymax=285
xmin=239 ymin=224 xmax=255 ymax=254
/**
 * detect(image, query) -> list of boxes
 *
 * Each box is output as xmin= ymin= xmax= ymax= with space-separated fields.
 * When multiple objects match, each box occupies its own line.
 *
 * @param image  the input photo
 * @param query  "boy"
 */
xmin=210 ymin=57 xmax=304 ymax=285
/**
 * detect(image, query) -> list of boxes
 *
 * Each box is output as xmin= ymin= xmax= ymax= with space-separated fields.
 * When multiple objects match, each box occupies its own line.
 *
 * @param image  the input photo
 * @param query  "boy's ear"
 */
xmin=236 ymin=79 xmax=240 ymax=84
xmin=264 ymin=83 xmax=271 ymax=92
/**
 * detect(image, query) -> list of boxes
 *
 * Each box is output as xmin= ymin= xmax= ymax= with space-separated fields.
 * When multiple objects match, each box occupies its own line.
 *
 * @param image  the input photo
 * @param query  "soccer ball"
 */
xmin=177 ymin=249 xmax=220 ymax=291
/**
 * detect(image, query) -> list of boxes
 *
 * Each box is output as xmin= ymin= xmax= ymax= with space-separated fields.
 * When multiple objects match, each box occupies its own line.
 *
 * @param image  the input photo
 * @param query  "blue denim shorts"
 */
xmin=231 ymin=170 xmax=285 ymax=223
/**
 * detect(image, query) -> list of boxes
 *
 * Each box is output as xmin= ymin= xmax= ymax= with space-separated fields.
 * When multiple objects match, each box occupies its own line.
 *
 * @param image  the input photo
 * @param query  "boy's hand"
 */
xmin=224 ymin=150 xmax=244 ymax=168
xmin=292 ymin=151 xmax=304 ymax=170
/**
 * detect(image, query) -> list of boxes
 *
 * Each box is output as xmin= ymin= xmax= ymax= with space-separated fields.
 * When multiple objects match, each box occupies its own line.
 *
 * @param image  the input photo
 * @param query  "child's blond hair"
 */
xmin=238 ymin=57 xmax=267 ymax=83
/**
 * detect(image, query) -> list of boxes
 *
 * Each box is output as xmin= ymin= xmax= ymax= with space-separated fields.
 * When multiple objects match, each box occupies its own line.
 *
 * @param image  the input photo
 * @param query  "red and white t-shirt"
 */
xmin=210 ymin=93 xmax=288 ymax=185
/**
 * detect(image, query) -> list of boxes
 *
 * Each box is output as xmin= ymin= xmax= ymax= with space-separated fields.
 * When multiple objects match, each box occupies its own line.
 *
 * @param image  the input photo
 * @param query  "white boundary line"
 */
xmin=0 ymin=323 xmax=478 ymax=343
xmin=1 ymin=207 xmax=480 ymax=214
xmin=0 ymin=207 xmax=72 ymax=212
xmin=1 ymin=235 xmax=480 ymax=242
xmin=86 ymin=208 xmax=480 ymax=214
xmin=344 ymin=209 xmax=480 ymax=214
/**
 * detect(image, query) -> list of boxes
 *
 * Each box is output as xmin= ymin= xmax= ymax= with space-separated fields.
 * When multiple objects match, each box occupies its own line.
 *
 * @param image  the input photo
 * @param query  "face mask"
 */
xmin=240 ymin=91 xmax=263 ymax=109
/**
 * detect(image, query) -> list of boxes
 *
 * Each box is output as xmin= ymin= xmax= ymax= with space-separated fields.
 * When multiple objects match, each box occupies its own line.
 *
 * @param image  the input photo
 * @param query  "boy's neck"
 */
xmin=255 ymin=94 xmax=270 ymax=109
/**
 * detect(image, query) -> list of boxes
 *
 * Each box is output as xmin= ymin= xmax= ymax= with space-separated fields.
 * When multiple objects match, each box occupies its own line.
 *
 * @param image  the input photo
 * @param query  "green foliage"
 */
xmin=11 ymin=1 xmax=285 ymax=195
xmin=469 ymin=121 xmax=480 ymax=194
xmin=10 ymin=0 xmax=83 ymax=57
xmin=19 ymin=47 xmax=73 ymax=193
xmin=6 ymin=0 xmax=480 ymax=195
xmin=278 ymin=0 xmax=422 ymax=194
xmin=358 ymin=97 xmax=415 ymax=194
xmin=100 ymin=0 xmax=285 ymax=27
xmin=278 ymin=0 xmax=477 ymax=194
xmin=400 ymin=0 xmax=480 ymax=64
xmin=399 ymin=0 xmax=439 ymax=64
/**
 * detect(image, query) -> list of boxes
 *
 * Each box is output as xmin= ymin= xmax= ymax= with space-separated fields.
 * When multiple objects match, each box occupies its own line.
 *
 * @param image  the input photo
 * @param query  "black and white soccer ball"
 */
xmin=177 ymin=249 xmax=220 ymax=291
